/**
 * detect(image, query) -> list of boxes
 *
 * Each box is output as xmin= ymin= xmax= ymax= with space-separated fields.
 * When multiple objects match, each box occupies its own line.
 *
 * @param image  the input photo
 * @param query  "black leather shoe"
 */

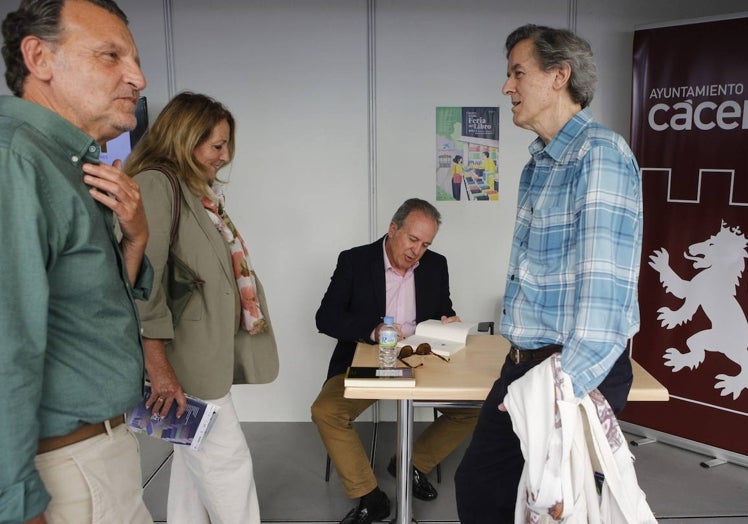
xmin=387 ymin=456 xmax=438 ymax=501
xmin=340 ymin=489 xmax=390 ymax=524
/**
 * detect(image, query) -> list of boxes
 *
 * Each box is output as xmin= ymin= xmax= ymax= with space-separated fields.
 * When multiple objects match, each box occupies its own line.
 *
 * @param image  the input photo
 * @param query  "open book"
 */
xmin=126 ymin=384 xmax=219 ymax=450
xmin=397 ymin=319 xmax=477 ymax=357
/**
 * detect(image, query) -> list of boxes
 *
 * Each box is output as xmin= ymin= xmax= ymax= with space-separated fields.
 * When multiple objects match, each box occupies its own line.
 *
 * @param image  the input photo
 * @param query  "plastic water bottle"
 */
xmin=378 ymin=316 xmax=398 ymax=368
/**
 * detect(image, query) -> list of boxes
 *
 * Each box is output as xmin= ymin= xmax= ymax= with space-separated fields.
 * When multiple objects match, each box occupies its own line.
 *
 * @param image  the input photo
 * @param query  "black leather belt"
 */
xmin=509 ymin=344 xmax=562 ymax=364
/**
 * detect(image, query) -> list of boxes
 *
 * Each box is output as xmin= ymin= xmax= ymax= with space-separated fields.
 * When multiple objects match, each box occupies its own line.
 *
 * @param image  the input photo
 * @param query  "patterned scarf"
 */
xmin=202 ymin=186 xmax=267 ymax=334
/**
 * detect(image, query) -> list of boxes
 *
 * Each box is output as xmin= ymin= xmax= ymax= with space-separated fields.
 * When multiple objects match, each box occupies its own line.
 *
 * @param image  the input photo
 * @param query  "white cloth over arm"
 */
xmin=504 ymin=355 xmax=656 ymax=523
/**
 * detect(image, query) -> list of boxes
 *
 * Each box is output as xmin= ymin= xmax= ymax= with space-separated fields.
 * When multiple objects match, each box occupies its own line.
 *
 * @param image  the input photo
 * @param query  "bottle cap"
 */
xmin=383 ymin=316 xmax=394 ymax=325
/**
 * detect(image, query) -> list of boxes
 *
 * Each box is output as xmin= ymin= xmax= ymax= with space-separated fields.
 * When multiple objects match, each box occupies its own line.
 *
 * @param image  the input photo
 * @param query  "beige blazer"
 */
xmin=135 ymin=169 xmax=279 ymax=400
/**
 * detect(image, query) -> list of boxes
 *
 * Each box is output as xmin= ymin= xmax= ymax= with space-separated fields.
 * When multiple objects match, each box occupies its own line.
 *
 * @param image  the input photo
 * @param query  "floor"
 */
xmin=138 ymin=420 xmax=748 ymax=523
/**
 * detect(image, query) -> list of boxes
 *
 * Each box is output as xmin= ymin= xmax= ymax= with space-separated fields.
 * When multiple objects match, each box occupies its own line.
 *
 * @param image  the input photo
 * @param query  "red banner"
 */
xmin=622 ymin=17 xmax=748 ymax=455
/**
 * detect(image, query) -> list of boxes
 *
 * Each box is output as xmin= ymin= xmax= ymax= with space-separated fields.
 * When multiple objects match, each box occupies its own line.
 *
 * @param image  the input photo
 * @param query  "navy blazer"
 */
xmin=316 ymin=236 xmax=456 ymax=380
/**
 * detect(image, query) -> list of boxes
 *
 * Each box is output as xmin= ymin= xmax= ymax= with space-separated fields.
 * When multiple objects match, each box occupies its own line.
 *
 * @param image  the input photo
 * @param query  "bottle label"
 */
xmin=379 ymin=331 xmax=397 ymax=347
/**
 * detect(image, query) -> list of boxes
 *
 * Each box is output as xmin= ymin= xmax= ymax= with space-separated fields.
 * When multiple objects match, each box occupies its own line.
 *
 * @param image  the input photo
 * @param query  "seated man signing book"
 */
xmin=312 ymin=198 xmax=479 ymax=524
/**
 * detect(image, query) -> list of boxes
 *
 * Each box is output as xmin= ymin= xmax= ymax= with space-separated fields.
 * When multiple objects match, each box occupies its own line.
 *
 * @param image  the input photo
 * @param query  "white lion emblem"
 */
xmin=649 ymin=220 xmax=748 ymax=400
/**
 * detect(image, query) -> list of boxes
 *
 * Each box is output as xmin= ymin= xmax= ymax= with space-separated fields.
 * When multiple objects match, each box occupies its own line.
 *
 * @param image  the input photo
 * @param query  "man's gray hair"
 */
xmin=2 ymin=0 xmax=128 ymax=96
xmin=391 ymin=198 xmax=442 ymax=229
xmin=505 ymin=23 xmax=597 ymax=108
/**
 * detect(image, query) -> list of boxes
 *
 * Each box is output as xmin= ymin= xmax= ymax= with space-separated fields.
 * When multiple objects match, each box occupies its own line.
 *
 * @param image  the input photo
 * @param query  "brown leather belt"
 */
xmin=509 ymin=344 xmax=562 ymax=365
xmin=37 ymin=415 xmax=125 ymax=454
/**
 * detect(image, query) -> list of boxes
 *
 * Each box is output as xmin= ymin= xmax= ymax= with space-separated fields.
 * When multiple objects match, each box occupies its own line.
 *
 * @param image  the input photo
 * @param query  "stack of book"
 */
xmin=344 ymin=366 xmax=416 ymax=387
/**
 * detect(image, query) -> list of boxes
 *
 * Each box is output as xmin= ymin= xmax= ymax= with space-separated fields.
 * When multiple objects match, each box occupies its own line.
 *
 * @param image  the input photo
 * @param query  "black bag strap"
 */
xmin=153 ymin=168 xmax=182 ymax=247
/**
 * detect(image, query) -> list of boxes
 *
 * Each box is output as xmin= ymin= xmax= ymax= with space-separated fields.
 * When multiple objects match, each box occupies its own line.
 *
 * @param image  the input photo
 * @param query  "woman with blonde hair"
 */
xmin=126 ymin=92 xmax=278 ymax=524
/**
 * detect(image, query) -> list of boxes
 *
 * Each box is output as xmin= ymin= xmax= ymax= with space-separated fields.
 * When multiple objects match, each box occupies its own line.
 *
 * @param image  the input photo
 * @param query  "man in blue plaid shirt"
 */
xmin=455 ymin=24 xmax=643 ymax=523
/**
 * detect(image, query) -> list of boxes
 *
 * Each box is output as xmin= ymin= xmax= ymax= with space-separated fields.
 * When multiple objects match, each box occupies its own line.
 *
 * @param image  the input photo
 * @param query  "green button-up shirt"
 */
xmin=0 ymin=96 xmax=153 ymax=522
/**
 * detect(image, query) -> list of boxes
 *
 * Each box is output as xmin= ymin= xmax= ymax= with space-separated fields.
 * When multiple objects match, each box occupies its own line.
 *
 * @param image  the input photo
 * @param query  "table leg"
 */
xmin=395 ymin=398 xmax=414 ymax=524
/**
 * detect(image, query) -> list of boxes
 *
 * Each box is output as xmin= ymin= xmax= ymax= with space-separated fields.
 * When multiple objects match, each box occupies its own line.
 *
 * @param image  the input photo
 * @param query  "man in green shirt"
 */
xmin=0 ymin=1 xmax=153 ymax=522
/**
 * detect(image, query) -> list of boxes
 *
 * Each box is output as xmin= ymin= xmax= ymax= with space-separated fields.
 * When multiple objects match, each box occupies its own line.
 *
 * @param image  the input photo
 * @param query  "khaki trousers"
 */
xmin=34 ymin=422 xmax=152 ymax=524
xmin=311 ymin=374 xmax=479 ymax=499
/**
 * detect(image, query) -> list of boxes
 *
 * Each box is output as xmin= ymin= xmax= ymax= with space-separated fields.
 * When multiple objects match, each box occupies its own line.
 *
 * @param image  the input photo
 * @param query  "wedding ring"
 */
xmin=156 ymin=397 xmax=165 ymax=402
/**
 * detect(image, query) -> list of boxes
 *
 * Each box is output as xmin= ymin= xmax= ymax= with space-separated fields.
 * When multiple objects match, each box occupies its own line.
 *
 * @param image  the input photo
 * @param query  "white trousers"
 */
xmin=167 ymin=392 xmax=260 ymax=524
xmin=34 ymin=422 xmax=153 ymax=524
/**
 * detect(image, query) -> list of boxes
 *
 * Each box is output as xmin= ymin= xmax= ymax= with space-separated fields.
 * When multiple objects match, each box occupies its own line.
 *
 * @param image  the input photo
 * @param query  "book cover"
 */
xmin=396 ymin=319 xmax=477 ymax=357
xmin=344 ymin=366 xmax=416 ymax=387
xmin=126 ymin=384 xmax=219 ymax=450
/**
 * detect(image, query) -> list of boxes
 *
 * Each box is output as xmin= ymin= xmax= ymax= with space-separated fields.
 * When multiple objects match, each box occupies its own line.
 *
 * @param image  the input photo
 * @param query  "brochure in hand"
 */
xmin=344 ymin=366 xmax=416 ymax=387
xmin=126 ymin=384 xmax=219 ymax=450
xmin=396 ymin=319 xmax=477 ymax=357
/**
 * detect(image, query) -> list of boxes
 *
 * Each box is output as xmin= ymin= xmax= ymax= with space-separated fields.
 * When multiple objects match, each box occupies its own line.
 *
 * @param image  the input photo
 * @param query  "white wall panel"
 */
xmin=166 ymin=0 xmax=371 ymax=421
xmin=1 ymin=0 xmax=745 ymax=421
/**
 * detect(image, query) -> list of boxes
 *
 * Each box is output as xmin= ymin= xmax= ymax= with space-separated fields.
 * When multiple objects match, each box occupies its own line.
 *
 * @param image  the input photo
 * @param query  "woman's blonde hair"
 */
xmin=125 ymin=91 xmax=235 ymax=198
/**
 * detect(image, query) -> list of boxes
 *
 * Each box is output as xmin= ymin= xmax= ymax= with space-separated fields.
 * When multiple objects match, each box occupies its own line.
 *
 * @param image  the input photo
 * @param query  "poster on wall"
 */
xmin=622 ymin=16 xmax=748 ymax=456
xmin=435 ymin=106 xmax=499 ymax=202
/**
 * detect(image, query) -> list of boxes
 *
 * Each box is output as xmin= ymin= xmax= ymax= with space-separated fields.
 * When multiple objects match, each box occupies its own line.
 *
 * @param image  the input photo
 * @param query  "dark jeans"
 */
xmin=454 ymin=350 xmax=633 ymax=524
